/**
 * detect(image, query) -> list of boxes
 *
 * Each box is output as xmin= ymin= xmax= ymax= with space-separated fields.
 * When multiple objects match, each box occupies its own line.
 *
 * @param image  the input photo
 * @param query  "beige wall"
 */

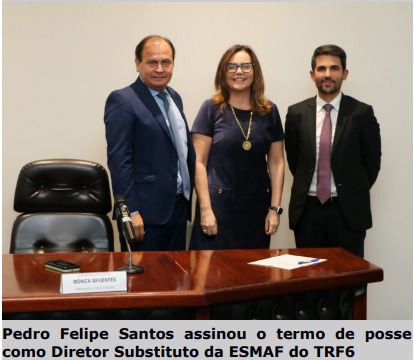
xmin=3 ymin=2 xmax=412 ymax=320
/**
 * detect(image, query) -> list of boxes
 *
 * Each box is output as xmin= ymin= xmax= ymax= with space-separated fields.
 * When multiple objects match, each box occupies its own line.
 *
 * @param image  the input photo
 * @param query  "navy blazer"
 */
xmin=104 ymin=77 xmax=195 ymax=224
xmin=285 ymin=94 xmax=381 ymax=232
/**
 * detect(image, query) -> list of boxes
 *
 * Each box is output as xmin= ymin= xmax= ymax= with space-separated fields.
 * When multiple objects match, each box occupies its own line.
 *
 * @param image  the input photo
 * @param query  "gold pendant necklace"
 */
xmin=230 ymin=105 xmax=253 ymax=151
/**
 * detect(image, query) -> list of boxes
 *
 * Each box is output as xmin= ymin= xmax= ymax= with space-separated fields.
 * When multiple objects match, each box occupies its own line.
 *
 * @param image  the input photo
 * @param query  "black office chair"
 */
xmin=10 ymin=159 xmax=114 ymax=253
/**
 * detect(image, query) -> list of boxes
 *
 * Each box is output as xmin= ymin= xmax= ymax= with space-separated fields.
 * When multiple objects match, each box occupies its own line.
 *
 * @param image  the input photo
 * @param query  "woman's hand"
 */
xmin=265 ymin=209 xmax=280 ymax=235
xmin=200 ymin=208 xmax=218 ymax=236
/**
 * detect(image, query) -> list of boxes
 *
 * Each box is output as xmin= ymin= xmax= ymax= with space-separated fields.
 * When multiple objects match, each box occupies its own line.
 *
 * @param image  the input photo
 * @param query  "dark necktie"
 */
xmin=317 ymin=104 xmax=334 ymax=204
xmin=157 ymin=92 xmax=191 ymax=200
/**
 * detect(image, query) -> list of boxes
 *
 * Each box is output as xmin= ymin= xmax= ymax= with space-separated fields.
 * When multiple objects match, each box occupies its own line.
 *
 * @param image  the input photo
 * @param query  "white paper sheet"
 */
xmin=248 ymin=254 xmax=326 ymax=270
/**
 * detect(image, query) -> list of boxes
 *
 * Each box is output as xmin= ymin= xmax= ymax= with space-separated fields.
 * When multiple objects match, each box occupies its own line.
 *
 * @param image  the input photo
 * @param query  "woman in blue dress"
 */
xmin=189 ymin=44 xmax=285 ymax=250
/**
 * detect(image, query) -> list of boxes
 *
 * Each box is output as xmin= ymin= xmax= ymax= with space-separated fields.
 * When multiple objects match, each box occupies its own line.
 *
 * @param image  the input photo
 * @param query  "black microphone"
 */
xmin=114 ymin=195 xmax=136 ymax=243
xmin=114 ymin=195 xmax=143 ymax=274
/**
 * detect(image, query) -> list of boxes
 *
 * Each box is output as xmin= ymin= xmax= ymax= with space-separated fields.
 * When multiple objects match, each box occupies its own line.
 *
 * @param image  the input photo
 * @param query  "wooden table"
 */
xmin=2 ymin=247 xmax=383 ymax=320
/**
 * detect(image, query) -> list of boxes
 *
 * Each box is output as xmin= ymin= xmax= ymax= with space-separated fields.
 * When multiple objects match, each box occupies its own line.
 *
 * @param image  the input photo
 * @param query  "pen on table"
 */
xmin=298 ymin=258 xmax=319 ymax=265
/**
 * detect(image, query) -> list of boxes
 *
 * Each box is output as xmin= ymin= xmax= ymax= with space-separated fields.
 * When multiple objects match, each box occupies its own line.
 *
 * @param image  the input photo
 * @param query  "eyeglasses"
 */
xmin=225 ymin=62 xmax=254 ymax=73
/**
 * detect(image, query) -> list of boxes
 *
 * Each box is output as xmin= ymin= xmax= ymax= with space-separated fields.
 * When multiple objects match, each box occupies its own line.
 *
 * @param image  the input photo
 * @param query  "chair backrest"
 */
xmin=10 ymin=159 xmax=114 ymax=253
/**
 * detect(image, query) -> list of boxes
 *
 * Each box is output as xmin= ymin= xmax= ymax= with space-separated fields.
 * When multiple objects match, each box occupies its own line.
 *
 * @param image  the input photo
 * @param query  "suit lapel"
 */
xmin=129 ymin=78 xmax=174 ymax=144
xmin=332 ymin=95 xmax=350 ymax=154
xmin=306 ymin=98 xmax=317 ymax=157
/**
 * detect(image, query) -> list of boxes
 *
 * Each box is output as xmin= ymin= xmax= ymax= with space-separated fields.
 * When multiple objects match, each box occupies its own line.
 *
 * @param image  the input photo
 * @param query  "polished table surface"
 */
xmin=3 ymin=247 xmax=383 ymax=319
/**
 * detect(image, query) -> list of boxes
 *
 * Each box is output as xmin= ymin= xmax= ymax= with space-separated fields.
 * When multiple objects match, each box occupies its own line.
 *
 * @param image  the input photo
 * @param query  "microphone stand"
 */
xmin=113 ymin=194 xmax=144 ymax=274
xmin=117 ymin=239 xmax=144 ymax=275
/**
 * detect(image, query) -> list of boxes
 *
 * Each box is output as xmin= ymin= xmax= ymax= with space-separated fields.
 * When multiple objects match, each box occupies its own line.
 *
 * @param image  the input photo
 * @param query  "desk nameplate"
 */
xmin=60 ymin=271 xmax=127 ymax=294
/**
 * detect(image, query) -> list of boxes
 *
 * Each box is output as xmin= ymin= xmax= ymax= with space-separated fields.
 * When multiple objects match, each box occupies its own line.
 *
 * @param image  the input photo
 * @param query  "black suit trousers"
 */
xmin=294 ymin=196 xmax=365 ymax=257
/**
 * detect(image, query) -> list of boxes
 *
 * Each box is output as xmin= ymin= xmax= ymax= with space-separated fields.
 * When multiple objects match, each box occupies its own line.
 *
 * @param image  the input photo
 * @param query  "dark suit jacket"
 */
xmin=104 ymin=77 xmax=195 ymax=224
xmin=285 ymin=94 xmax=381 ymax=232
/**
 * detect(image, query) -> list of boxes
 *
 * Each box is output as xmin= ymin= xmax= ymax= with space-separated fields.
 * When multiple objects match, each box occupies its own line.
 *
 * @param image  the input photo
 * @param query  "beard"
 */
xmin=316 ymin=79 xmax=342 ymax=95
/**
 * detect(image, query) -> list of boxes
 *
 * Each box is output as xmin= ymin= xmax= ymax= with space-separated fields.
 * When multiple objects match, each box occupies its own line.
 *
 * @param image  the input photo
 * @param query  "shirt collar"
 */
xmin=147 ymin=85 xmax=168 ymax=98
xmin=317 ymin=92 xmax=342 ymax=112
